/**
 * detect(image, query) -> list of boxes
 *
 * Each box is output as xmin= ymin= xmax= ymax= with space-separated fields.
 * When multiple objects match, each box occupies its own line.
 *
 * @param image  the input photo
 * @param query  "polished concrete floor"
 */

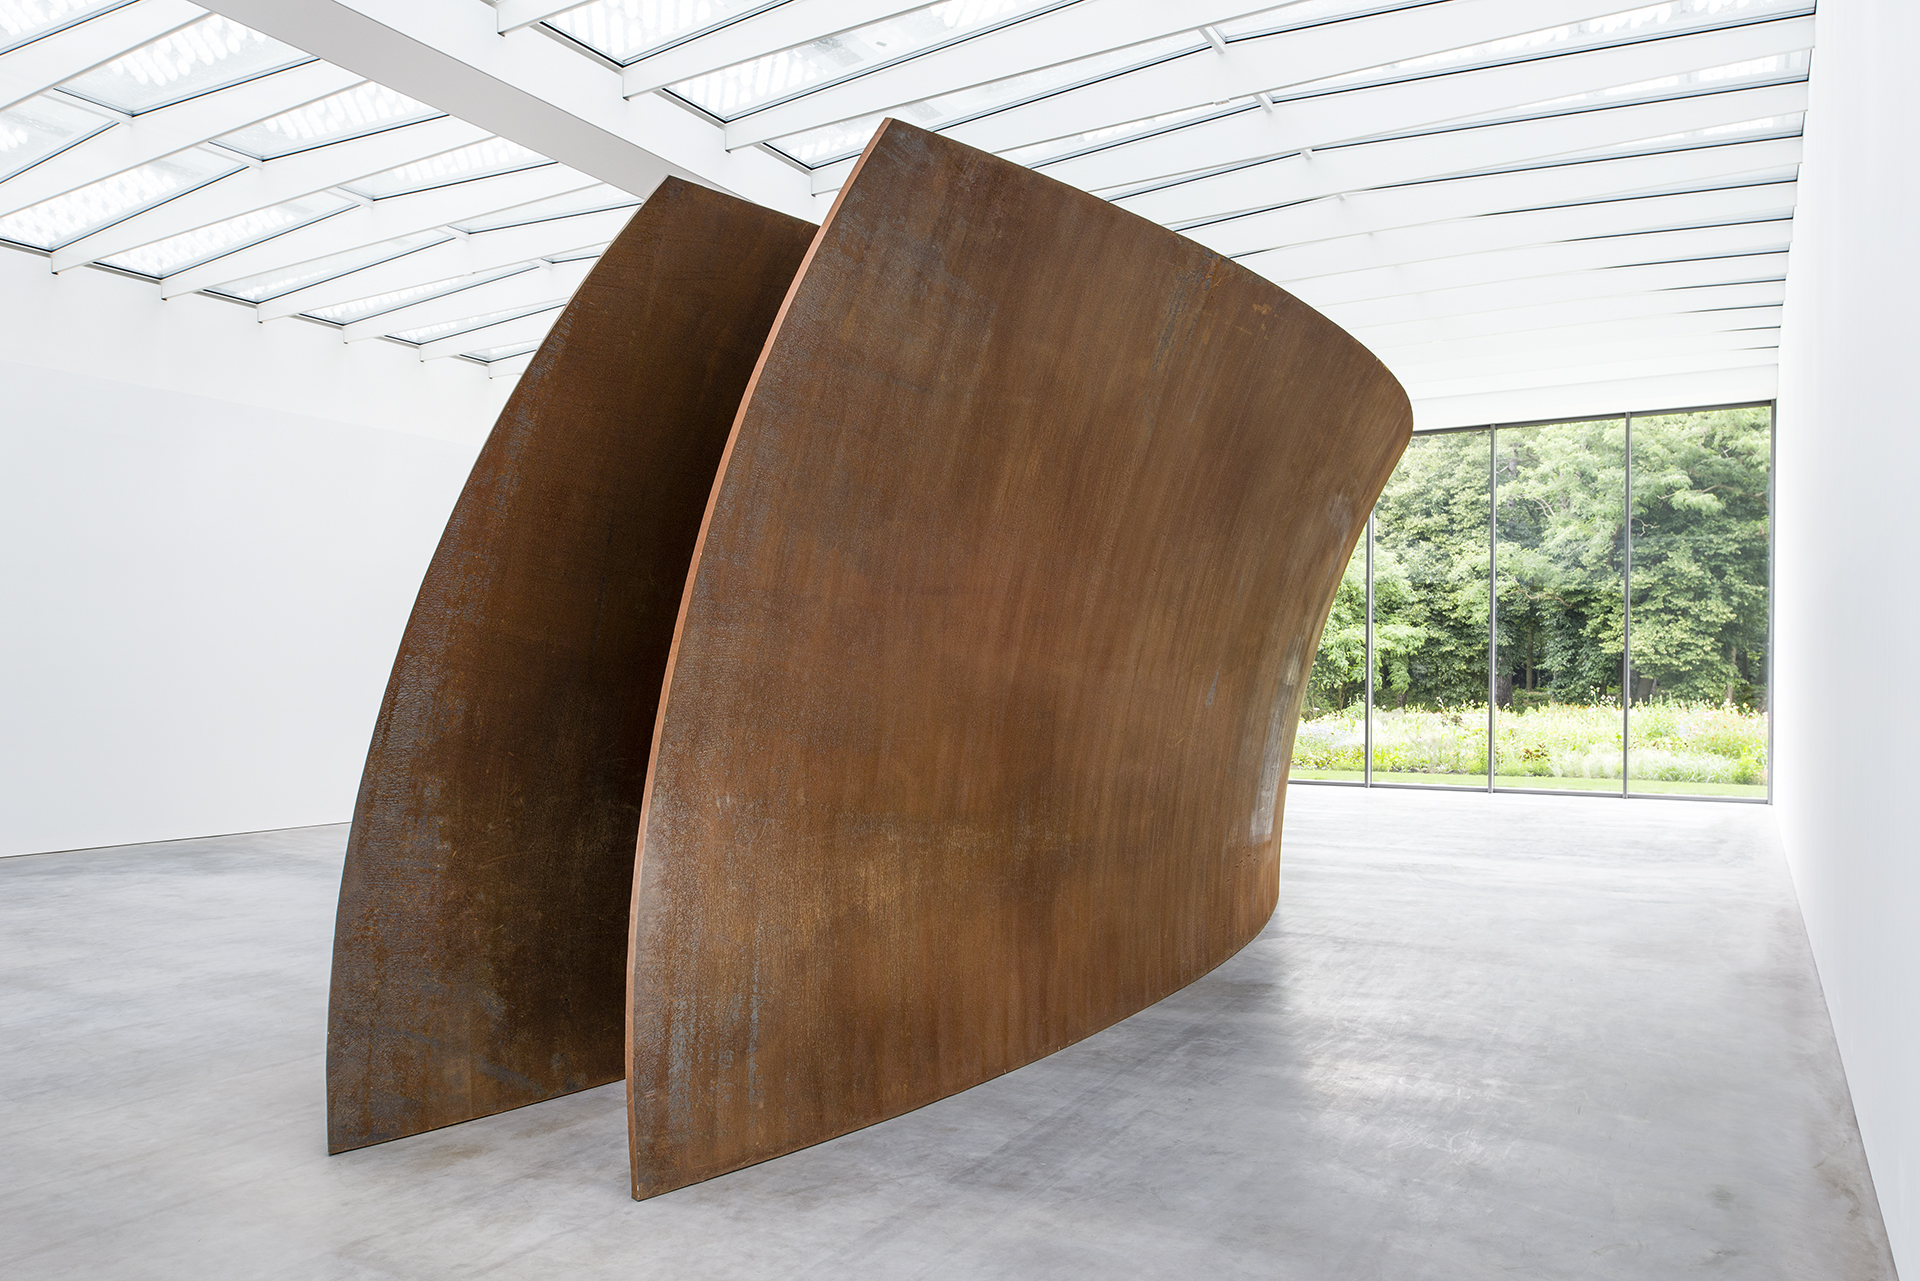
xmin=0 ymin=786 xmax=1896 ymax=1279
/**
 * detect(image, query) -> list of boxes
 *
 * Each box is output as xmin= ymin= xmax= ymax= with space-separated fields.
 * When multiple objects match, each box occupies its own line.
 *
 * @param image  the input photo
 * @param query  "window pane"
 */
xmin=1493 ymin=419 xmax=1626 ymax=793
xmin=1370 ymin=430 xmax=1490 ymax=787
xmin=666 ymin=0 xmax=1051 ymax=121
xmin=1289 ymin=534 xmax=1366 ymax=783
xmin=1626 ymin=408 xmax=1771 ymax=798
xmin=60 ymin=16 xmax=309 ymax=115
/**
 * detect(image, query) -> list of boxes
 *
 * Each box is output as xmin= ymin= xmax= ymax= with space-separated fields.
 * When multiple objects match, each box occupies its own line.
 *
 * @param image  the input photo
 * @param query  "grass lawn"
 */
xmin=1290 ymin=768 xmax=1766 ymax=800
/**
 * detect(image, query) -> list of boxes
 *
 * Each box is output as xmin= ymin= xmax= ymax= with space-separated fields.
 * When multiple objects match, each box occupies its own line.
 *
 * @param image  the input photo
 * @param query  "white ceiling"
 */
xmin=0 ymin=0 xmax=1805 ymax=404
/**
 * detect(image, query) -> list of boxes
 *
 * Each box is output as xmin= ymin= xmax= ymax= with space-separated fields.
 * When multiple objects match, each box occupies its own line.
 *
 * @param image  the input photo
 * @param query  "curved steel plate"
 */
xmin=328 ymin=179 xmax=816 ymax=1154
xmin=626 ymin=122 xmax=1412 ymax=1198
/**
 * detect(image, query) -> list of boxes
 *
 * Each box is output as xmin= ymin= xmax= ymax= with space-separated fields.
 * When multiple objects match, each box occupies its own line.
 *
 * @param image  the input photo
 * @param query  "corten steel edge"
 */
xmin=626 ymin=120 xmax=1413 ymax=1199
xmin=327 ymin=180 xmax=816 ymax=1154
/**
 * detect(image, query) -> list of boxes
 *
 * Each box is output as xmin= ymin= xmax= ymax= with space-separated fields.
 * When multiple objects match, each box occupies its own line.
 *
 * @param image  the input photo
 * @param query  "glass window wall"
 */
xmin=1368 ymin=430 xmax=1491 ymax=789
xmin=1625 ymin=408 xmax=1772 ymax=799
xmin=1289 ymin=402 xmax=1772 ymax=804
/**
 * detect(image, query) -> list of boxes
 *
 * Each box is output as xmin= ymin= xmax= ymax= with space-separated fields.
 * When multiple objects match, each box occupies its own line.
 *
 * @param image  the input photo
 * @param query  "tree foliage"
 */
xmin=1306 ymin=408 xmax=1771 ymax=712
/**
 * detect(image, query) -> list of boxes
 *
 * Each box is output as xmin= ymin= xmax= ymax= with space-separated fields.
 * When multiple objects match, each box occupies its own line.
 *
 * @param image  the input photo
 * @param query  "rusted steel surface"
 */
xmin=327 ymin=180 xmax=816 ymax=1155
xmin=626 ymin=121 xmax=1412 ymax=1198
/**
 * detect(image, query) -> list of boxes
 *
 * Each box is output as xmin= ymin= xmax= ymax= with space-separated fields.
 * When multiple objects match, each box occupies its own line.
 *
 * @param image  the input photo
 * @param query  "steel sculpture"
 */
xmin=624 ymin=121 xmax=1411 ymax=1198
xmin=327 ymin=179 xmax=816 ymax=1154
xmin=328 ymin=120 xmax=1410 ymax=1195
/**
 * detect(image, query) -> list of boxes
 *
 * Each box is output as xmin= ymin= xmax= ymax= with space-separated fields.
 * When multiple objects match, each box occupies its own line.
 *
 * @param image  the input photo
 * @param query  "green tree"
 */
xmin=1627 ymin=408 xmax=1771 ymax=707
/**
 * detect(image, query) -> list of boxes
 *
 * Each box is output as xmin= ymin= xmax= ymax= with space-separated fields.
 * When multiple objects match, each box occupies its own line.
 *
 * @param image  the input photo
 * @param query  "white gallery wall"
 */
xmin=1774 ymin=0 xmax=1920 ymax=1271
xmin=0 ymin=252 xmax=504 ymax=857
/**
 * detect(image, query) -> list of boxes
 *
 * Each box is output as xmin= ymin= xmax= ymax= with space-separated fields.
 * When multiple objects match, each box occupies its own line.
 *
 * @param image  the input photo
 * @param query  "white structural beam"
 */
xmin=1325 ymin=251 xmax=1789 ymax=331
xmin=197 ymin=0 xmax=817 ymax=218
xmin=939 ymin=0 xmax=1680 ymax=159
xmin=50 ymin=116 xmax=492 ymax=269
xmin=723 ymin=0 xmax=1277 ymax=148
xmin=1038 ymin=17 xmax=1814 ymax=195
xmin=0 ymin=64 xmax=365 ymax=217
xmin=1240 ymin=182 xmax=1796 ymax=285
xmin=251 ymin=204 xmax=631 ymax=317
xmin=1375 ymin=305 xmax=1780 ymax=368
xmin=494 ymin=0 xmax=596 ymax=34
xmin=1389 ymin=326 xmax=1779 ymax=389
xmin=412 ymin=305 xmax=560 ymax=358
xmin=1398 ymin=346 xmax=1778 ymax=403
xmin=1187 ymin=136 xmax=1802 ymax=259
xmin=622 ymin=0 xmax=921 ymax=96
xmin=0 ymin=0 xmax=205 ymax=111
xmin=341 ymin=256 xmax=594 ymax=339
xmin=484 ymin=350 xmax=535 ymax=377
xmin=159 ymin=162 xmax=600 ymax=296
xmin=1117 ymin=81 xmax=1809 ymax=227
xmin=1281 ymin=219 xmax=1792 ymax=311
xmin=1355 ymin=279 xmax=1785 ymax=350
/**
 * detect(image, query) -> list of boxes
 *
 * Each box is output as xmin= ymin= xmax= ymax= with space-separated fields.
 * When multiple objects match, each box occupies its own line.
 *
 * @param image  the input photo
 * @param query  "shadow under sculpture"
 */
xmin=327 ymin=119 xmax=1411 ymax=1197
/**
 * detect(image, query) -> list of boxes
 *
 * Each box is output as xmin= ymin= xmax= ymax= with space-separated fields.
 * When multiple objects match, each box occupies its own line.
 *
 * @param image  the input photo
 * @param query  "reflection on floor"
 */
xmin=0 ymin=787 xmax=1895 ymax=1279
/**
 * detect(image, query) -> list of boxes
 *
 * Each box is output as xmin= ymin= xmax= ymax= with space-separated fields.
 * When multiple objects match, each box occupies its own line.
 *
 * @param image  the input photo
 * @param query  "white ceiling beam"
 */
xmin=941 ymin=0 xmax=1680 ymax=159
xmin=1327 ymin=251 xmax=1788 ymax=332
xmin=0 ymin=63 xmax=364 ymax=217
xmin=723 ymin=0 xmax=1278 ymax=149
xmin=0 ymin=0 xmax=205 ymax=112
xmin=1039 ymin=17 xmax=1814 ymax=196
xmin=1377 ymin=305 xmax=1780 ymax=366
xmin=622 ymin=0 xmax=922 ymax=96
xmin=1354 ymin=280 xmax=1785 ymax=351
xmin=411 ymin=305 xmax=561 ymax=358
xmin=249 ymin=205 xmax=628 ymax=315
xmin=494 ymin=0 xmax=595 ymax=35
xmin=158 ymin=162 xmax=600 ymax=296
xmin=1398 ymin=346 xmax=1778 ymax=403
xmin=51 ymin=115 xmax=493 ymax=269
xmin=341 ymin=256 xmax=593 ymax=339
xmin=1282 ymin=219 xmax=1791 ymax=311
xmin=197 ymin=0 xmax=818 ymax=219
xmin=1186 ymin=136 xmax=1802 ymax=260
xmin=485 ymin=350 xmax=535 ymax=377
xmin=1386 ymin=321 xmax=1780 ymax=385
xmin=1117 ymin=80 xmax=1809 ymax=227
xmin=1410 ymin=365 xmax=1778 ymax=432
xmin=1239 ymin=182 xmax=1795 ymax=285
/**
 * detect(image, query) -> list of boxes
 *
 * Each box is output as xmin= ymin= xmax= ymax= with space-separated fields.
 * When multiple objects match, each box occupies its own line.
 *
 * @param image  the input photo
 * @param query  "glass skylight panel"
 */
xmin=668 ymin=0 xmax=1056 ymax=121
xmin=206 ymin=229 xmax=451 ymax=301
xmin=450 ymin=183 xmax=638 ymax=233
xmin=0 ymin=0 xmax=125 ymax=54
xmin=342 ymin=138 xmax=549 ymax=199
xmin=1271 ymin=0 xmax=1806 ymax=101
xmin=214 ymin=82 xmax=440 ymax=160
xmin=99 ymin=192 xmax=352 ymax=277
xmin=765 ymin=29 xmax=1200 ymax=168
xmin=1000 ymin=103 xmax=1224 ymax=169
xmin=543 ymin=244 xmax=607 ymax=264
xmin=1424 ymin=50 xmax=1809 ymax=141
xmin=0 ymin=93 xmax=112 ymax=181
xmin=0 ymin=148 xmax=237 ymax=249
xmin=1550 ymin=112 xmax=1804 ymax=163
xmin=60 ymin=15 xmax=310 ymax=115
xmin=389 ymin=303 xmax=557 ymax=345
xmin=545 ymin=0 xmax=774 ymax=64
xmin=303 ymin=264 xmax=535 ymax=324
xmin=1211 ymin=0 xmax=1428 ymax=40
xmin=463 ymin=342 xmax=541 ymax=362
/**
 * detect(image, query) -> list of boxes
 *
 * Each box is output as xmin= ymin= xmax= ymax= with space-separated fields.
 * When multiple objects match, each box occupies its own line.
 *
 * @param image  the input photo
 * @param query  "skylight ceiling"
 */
xmin=0 ymin=0 xmax=1808 ymax=402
